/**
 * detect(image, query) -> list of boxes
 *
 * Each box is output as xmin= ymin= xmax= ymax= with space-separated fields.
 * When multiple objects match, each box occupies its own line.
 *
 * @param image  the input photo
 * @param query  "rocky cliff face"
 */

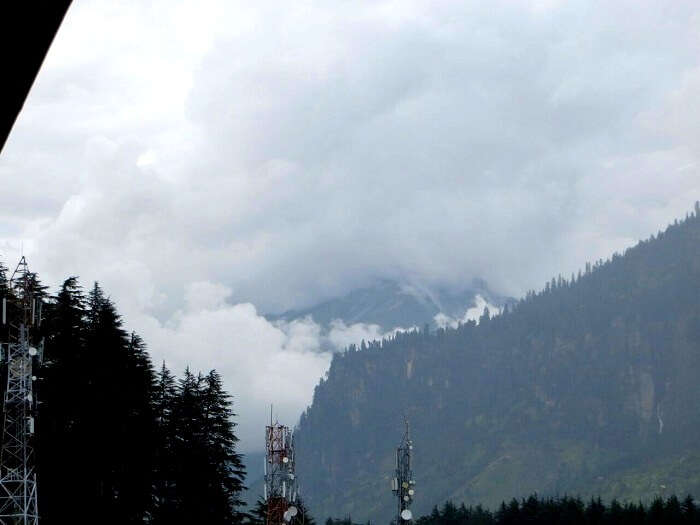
xmin=294 ymin=210 xmax=700 ymax=523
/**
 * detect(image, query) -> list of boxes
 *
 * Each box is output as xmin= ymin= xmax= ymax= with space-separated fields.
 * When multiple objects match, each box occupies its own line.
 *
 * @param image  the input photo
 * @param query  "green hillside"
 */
xmin=294 ymin=205 xmax=700 ymax=522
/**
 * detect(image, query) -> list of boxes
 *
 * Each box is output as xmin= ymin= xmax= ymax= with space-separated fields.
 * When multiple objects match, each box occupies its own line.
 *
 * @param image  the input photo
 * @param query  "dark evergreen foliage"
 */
xmin=168 ymin=368 xmax=247 ymax=524
xmin=0 ymin=271 xmax=246 ymax=524
xmin=247 ymin=498 xmax=269 ymax=525
xmin=324 ymin=518 xmax=366 ymax=525
xmin=408 ymin=494 xmax=700 ymax=525
xmin=153 ymin=362 xmax=179 ymax=524
xmin=37 ymin=277 xmax=87 ymax=524
xmin=81 ymin=282 xmax=156 ymax=523
xmin=202 ymin=370 xmax=247 ymax=517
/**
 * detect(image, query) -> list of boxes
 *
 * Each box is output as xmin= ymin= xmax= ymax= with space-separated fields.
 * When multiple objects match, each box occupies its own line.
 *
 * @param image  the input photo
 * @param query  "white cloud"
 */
xmin=2 ymin=0 xmax=700 ymax=450
xmin=433 ymin=295 xmax=500 ymax=330
xmin=327 ymin=319 xmax=415 ymax=351
xmin=4 ymin=1 xmax=699 ymax=310
xmin=132 ymin=286 xmax=332 ymax=452
xmin=184 ymin=281 xmax=232 ymax=312
xmin=130 ymin=284 xmax=419 ymax=451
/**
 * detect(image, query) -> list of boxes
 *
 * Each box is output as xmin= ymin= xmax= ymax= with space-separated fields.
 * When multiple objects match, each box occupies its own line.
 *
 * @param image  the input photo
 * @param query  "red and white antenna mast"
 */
xmin=264 ymin=408 xmax=299 ymax=525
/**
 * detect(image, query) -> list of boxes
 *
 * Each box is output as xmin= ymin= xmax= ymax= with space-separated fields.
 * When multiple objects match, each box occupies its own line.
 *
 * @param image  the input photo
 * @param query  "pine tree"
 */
xmin=201 ymin=369 xmax=247 ymax=523
xmin=120 ymin=332 xmax=157 ymax=522
xmin=153 ymin=362 xmax=179 ymax=524
xmin=665 ymin=496 xmax=684 ymax=524
xmin=293 ymin=498 xmax=317 ymax=525
xmin=479 ymin=306 xmax=491 ymax=325
xmin=171 ymin=368 xmax=207 ymax=523
xmin=167 ymin=368 xmax=247 ymax=524
xmin=38 ymin=277 xmax=87 ymax=524
xmin=83 ymin=282 xmax=156 ymax=524
xmin=681 ymin=495 xmax=697 ymax=523
xmin=246 ymin=498 xmax=268 ymax=525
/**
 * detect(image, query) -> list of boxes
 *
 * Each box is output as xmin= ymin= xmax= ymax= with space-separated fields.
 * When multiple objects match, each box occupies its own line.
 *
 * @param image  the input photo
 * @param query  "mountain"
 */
xmin=241 ymin=451 xmax=266 ymax=508
xmin=294 ymin=205 xmax=700 ymax=523
xmin=271 ymin=279 xmax=511 ymax=332
xmin=239 ymin=280 xmax=511 ymax=507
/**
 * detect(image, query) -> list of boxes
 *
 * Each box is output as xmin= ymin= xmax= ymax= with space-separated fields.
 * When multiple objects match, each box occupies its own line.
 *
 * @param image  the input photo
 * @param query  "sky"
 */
xmin=1 ymin=0 xmax=700 ymax=451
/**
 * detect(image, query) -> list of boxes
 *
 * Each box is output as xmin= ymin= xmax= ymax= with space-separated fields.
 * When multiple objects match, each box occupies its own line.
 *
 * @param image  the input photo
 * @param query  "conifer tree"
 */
xmin=165 ymin=367 xmax=248 ymax=524
xmin=295 ymin=498 xmax=317 ymax=525
xmin=171 ymin=368 xmax=207 ymax=523
xmin=153 ymin=362 xmax=179 ymax=524
xmin=38 ymin=277 xmax=87 ymax=524
xmin=246 ymin=498 xmax=268 ymax=525
xmin=682 ymin=495 xmax=698 ymax=523
xmin=83 ymin=282 xmax=156 ymax=524
xmin=121 ymin=332 xmax=157 ymax=522
xmin=201 ymin=369 xmax=247 ymax=522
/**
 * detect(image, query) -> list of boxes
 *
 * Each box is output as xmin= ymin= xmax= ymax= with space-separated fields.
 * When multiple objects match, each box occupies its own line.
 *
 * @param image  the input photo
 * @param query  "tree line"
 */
xmin=414 ymin=495 xmax=700 ymax=525
xmin=324 ymin=494 xmax=700 ymax=525
xmin=0 ymin=266 xmax=246 ymax=524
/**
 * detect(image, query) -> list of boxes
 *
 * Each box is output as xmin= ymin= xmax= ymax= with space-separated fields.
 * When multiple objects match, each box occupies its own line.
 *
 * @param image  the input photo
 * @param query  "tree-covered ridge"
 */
xmin=324 ymin=495 xmax=700 ymax=525
xmin=413 ymin=495 xmax=700 ymax=525
xmin=0 ymin=272 xmax=246 ymax=524
xmin=295 ymin=204 xmax=700 ymax=522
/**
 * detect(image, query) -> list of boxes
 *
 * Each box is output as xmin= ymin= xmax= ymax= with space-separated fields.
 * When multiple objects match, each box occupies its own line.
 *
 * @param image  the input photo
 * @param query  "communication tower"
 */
xmin=0 ymin=256 xmax=43 ymax=525
xmin=391 ymin=419 xmax=415 ymax=525
xmin=264 ymin=411 xmax=298 ymax=525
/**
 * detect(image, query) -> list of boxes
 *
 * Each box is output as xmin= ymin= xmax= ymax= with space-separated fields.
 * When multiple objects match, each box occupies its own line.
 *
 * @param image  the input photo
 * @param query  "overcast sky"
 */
xmin=1 ymin=0 xmax=699 ymax=451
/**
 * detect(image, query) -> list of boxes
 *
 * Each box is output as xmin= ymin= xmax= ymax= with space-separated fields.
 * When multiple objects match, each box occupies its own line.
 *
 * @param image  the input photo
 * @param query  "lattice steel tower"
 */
xmin=0 ymin=257 xmax=43 ymax=525
xmin=391 ymin=419 xmax=415 ymax=525
xmin=264 ymin=412 xmax=298 ymax=525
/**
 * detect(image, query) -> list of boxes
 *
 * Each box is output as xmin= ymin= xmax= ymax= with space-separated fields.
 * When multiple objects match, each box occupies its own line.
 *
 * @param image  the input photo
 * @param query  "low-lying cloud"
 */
xmin=327 ymin=320 xmax=415 ymax=351
xmin=2 ymin=0 xmax=700 ymax=450
xmin=133 ymin=282 xmax=328 ymax=451
xmin=131 ymin=280 xmax=421 ymax=451
xmin=129 ymin=279 xmax=496 ymax=451
xmin=433 ymin=295 xmax=500 ymax=330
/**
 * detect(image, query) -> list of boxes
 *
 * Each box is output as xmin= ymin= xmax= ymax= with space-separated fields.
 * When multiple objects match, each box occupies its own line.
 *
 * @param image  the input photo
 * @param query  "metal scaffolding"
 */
xmin=0 ymin=257 xmax=43 ymax=525
xmin=392 ymin=419 xmax=415 ymax=525
xmin=264 ymin=412 xmax=298 ymax=525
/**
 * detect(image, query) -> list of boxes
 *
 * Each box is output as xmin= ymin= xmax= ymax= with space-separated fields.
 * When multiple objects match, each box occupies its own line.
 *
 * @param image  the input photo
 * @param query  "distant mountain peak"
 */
xmin=269 ymin=278 xmax=512 ymax=334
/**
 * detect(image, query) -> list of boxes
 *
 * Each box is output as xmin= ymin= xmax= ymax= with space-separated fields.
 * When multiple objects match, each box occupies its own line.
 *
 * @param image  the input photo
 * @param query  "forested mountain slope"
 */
xmin=295 ymin=205 xmax=700 ymax=523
